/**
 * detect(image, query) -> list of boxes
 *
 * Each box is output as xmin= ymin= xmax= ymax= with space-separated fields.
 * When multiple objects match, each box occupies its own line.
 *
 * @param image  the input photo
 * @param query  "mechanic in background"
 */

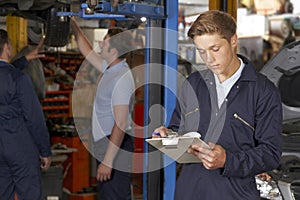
xmin=0 ymin=29 xmax=51 ymax=199
xmin=71 ymin=18 xmax=135 ymax=200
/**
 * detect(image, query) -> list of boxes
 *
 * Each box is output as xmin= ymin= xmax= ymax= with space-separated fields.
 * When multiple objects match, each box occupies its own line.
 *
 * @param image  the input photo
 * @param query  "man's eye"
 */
xmin=212 ymin=47 xmax=219 ymax=52
xmin=198 ymin=50 xmax=205 ymax=54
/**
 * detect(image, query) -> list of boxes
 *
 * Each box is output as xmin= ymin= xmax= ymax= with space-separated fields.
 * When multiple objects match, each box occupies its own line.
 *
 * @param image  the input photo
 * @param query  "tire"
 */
xmin=44 ymin=3 xmax=70 ymax=47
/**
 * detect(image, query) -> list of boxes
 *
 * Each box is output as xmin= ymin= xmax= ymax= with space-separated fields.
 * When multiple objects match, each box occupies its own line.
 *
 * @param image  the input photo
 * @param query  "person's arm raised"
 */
xmin=70 ymin=17 xmax=104 ymax=72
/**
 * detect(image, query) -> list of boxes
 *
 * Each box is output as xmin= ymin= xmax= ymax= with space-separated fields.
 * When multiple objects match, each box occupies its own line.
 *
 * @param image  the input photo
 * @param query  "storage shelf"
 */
xmin=42 ymin=90 xmax=71 ymax=118
xmin=43 ymin=98 xmax=69 ymax=102
xmin=45 ymin=114 xmax=70 ymax=118
xmin=43 ymin=105 xmax=70 ymax=110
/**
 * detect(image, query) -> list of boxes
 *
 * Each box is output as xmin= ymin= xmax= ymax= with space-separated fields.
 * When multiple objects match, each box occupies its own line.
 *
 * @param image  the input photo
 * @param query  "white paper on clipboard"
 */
xmin=145 ymin=132 xmax=210 ymax=163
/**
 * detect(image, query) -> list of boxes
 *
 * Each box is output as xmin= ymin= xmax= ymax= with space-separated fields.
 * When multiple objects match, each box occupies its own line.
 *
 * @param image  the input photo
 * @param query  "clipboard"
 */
xmin=145 ymin=132 xmax=210 ymax=163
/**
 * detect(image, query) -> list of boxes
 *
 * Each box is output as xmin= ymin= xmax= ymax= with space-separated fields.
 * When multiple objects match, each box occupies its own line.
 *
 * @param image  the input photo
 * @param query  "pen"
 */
xmin=152 ymin=132 xmax=161 ymax=137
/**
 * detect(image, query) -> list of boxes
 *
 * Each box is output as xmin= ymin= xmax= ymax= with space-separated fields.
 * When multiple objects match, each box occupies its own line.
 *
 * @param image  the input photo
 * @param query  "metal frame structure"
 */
xmin=57 ymin=2 xmax=165 ymax=19
xmin=162 ymin=1 xmax=178 ymax=199
xmin=58 ymin=1 xmax=179 ymax=199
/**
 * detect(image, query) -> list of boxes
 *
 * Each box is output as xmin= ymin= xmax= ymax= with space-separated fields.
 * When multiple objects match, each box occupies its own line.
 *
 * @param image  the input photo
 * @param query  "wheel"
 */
xmin=44 ymin=3 xmax=70 ymax=47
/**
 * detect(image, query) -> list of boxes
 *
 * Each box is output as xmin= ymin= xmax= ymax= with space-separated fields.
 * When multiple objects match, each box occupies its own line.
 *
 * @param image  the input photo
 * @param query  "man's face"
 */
xmin=193 ymin=33 xmax=237 ymax=77
xmin=99 ymin=34 xmax=112 ymax=60
xmin=3 ymin=40 xmax=13 ymax=61
xmin=7 ymin=41 xmax=13 ymax=60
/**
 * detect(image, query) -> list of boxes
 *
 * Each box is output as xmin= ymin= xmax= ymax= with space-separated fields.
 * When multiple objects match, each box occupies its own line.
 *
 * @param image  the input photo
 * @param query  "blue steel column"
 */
xmin=164 ymin=0 xmax=178 ymax=200
xmin=143 ymin=17 xmax=151 ymax=200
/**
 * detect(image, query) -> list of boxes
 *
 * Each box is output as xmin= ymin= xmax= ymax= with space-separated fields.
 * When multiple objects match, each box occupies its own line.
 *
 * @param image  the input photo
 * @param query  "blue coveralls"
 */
xmin=0 ymin=57 xmax=51 ymax=200
xmin=169 ymin=55 xmax=282 ymax=200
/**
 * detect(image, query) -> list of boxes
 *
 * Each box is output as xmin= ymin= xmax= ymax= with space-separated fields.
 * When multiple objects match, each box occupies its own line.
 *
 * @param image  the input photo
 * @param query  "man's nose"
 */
xmin=206 ymin=51 xmax=214 ymax=63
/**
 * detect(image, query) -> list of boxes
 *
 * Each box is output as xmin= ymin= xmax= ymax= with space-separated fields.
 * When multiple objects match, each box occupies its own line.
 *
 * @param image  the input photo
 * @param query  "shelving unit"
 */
xmin=41 ymin=51 xmax=84 ymax=80
xmin=40 ymin=51 xmax=85 ymax=119
xmin=41 ymin=51 xmax=90 ymax=196
xmin=42 ymin=90 xmax=72 ymax=118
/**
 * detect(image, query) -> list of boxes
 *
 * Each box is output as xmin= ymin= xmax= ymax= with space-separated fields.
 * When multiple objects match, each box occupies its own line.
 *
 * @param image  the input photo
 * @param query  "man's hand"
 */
xmin=257 ymin=172 xmax=272 ymax=181
xmin=97 ymin=162 xmax=113 ymax=182
xmin=40 ymin=156 xmax=51 ymax=171
xmin=188 ymin=142 xmax=226 ymax=170
xmin=152 ymin=126 xmax=168 ymax=138
xmin=25 ymin=38 xmax=45 ymax=61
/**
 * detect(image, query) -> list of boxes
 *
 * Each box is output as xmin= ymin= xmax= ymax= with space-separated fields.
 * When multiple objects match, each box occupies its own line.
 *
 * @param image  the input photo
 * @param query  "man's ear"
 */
xmin=231 ymin=34 xmax=238 ymax=47
xmin=3 ymin=42 xmax=8 ymax=51
xmin=1 ymin=43 xmax=9 ymax=58
xmin=110 ymin=47 xmax=118 ymax=57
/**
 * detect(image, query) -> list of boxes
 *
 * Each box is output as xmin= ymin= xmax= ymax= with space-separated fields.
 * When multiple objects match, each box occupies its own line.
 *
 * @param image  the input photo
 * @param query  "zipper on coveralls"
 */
xmin=185 ymin=107 xmax=199 ymax=117
xmin=233 ymin=113 xmax=255 ymax=131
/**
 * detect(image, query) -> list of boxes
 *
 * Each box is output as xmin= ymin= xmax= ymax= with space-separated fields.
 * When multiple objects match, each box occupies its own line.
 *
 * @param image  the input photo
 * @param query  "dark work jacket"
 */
xmin=169 ymin=55 xmax=282 ymax=200
xmin=0 ymin=59 xmax=51 ymax=160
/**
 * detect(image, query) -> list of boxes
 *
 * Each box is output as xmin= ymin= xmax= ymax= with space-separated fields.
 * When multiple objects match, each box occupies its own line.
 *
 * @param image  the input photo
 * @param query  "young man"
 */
xmin=154 ymin=10 xmax=282 ymax=199
xmin=0 ymin=30 xmax=51 ymax=199
xmin=71 ymin=18 xmax=135 ymax=199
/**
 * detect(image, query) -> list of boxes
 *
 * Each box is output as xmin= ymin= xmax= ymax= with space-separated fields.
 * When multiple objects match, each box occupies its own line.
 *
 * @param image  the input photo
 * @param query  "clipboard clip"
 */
xmin=152 ymin=129 xmax=178 ymax=138
xmin=165 ymin=129 xmax=178 ymax=138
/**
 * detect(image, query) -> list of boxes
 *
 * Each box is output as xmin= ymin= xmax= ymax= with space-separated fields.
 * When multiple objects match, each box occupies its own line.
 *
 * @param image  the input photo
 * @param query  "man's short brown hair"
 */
xmin=187 ymin=10 xmax=237 ymax=43
xmin=107 ymin=27 xmax=133 ymax=59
